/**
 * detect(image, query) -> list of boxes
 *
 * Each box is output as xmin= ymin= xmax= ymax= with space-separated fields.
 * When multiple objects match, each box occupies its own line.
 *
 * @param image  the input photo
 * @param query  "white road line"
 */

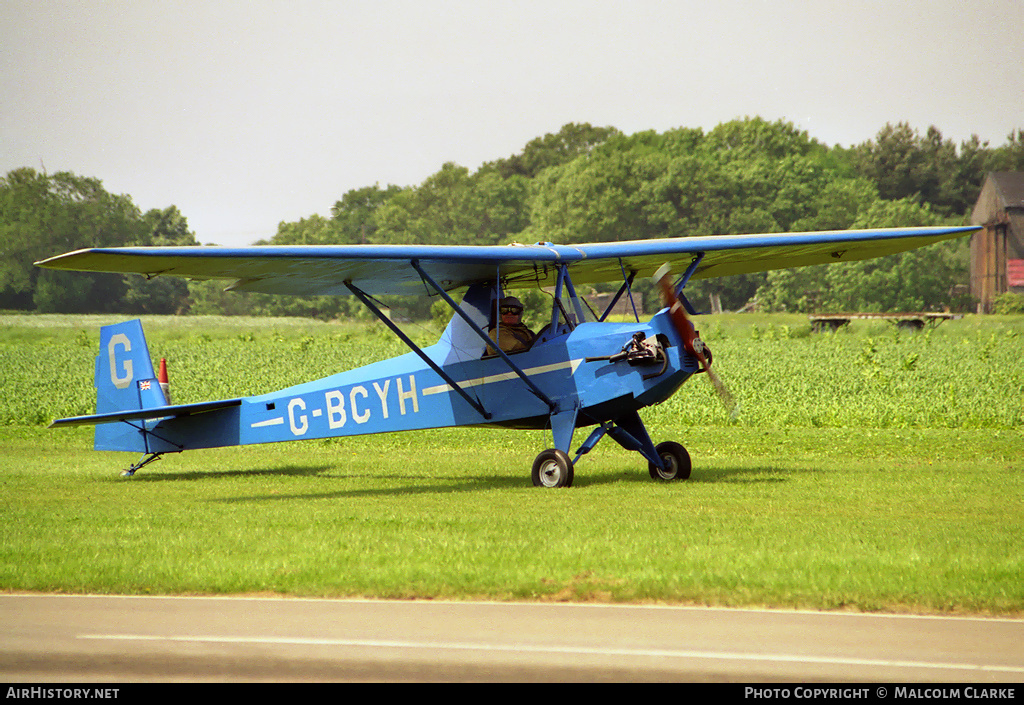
xmin=78 ymin=634 xmax=1024 ymax=675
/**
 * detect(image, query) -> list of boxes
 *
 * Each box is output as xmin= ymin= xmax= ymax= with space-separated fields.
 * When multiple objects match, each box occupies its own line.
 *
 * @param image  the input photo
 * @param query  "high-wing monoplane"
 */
xmin=36 ymin=225 xmax=978 ymax=486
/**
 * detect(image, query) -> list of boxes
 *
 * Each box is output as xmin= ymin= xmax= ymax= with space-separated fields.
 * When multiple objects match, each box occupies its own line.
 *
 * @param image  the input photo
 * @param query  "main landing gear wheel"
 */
xmin=532 ymin=448 xmax=575 ymax=488
xmin=648 ymin=441 xmax=691 ymax=481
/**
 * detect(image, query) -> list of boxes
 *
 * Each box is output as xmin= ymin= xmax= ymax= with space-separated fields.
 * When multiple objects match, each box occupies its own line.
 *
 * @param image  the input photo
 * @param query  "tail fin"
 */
xmin=93 ymin=319 xmax=167 ymax=451
xmin=95 ymin=319 xmax=168 ymax=414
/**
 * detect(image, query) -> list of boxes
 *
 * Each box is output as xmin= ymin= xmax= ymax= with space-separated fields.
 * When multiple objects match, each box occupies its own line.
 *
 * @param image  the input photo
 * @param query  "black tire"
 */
xmin=648 ymin=441 xmax=691 ymax=481
xmin=532 ymin=448 xmax=575 ymax=488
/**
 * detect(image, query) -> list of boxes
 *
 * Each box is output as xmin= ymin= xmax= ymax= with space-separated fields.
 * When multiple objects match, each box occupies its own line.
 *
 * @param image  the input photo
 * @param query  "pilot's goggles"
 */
xmin=500 ymin=306 xmax=522 ymax=315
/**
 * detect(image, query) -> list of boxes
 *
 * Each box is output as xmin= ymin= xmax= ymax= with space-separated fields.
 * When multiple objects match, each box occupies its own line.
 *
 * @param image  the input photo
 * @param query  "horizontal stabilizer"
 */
xmin=49 ymin=398 xmax=242 ymax=428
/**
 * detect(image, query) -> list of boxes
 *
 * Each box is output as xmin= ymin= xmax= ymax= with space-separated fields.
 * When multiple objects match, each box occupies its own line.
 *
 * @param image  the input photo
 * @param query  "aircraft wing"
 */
xmin=35 ymin=225 xmax=979 ymax=296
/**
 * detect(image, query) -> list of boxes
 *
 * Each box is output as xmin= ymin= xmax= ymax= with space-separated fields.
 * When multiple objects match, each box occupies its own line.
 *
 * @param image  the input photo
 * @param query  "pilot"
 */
xmin=485 ymin=296 xmax=535 ymax=355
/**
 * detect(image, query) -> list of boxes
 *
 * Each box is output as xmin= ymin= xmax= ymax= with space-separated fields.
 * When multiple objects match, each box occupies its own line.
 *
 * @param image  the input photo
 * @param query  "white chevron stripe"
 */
xmin=422 ymin=359 xmax=583 ymax=396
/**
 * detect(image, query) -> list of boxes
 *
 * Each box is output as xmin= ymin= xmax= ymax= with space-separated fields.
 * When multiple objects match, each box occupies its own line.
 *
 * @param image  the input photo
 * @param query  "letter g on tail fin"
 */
xmin=95 ymin=319 xmax=165 ymax=414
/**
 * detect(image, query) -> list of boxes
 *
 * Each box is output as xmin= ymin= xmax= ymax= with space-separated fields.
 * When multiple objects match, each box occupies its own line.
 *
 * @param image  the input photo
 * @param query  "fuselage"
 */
xmin=135 ymin=309 xmax=697 ymax=454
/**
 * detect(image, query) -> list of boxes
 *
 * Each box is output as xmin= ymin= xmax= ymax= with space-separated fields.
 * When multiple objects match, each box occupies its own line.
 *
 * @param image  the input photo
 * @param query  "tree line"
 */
xmin=3 ymin=118 xmax=1023 ymax=319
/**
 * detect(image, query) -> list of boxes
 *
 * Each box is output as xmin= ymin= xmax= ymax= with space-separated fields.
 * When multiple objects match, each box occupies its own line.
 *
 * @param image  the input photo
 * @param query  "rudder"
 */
xmin=94 ymin=319 xmax=167 ymax=451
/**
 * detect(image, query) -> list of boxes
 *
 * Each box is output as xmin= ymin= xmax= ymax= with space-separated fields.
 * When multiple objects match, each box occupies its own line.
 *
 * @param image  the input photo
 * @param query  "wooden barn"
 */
xmin=971 ymin=172 xmax=1024 ymax=312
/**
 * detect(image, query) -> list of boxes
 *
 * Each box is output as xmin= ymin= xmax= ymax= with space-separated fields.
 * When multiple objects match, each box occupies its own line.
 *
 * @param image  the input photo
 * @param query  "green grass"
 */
xmin=1 ymin=313 xmax=1022 ymax=614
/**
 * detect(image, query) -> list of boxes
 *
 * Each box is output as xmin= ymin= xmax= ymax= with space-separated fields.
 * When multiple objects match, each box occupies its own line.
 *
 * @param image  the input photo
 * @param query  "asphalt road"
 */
xmin=2 ymin=594 xmax=1023 ymax=682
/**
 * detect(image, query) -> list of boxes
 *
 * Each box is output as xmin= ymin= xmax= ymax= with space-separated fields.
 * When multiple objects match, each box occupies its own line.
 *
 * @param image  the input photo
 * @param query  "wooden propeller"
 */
xmin=654 ymin=263 xmax=738 ymax=420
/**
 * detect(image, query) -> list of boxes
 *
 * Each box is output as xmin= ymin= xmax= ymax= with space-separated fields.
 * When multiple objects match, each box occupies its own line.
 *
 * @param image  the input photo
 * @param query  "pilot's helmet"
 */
xmin=499 ymin=296 xmax=524 ymax=315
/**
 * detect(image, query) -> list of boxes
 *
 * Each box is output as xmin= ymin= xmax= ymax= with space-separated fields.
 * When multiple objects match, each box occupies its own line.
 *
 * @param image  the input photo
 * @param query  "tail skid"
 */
xmin=122 ymin=451 xmax=164 ymax=477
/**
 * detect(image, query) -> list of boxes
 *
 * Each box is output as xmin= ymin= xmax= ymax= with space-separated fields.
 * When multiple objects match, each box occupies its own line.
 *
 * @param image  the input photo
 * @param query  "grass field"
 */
xmin=1 ymin=312 xmax=1022 ymax=614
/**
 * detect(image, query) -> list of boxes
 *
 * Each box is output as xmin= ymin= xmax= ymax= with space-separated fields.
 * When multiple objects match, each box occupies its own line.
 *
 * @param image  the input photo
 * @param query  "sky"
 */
xmin=3 ymin=0 xmax=1023 ymax=246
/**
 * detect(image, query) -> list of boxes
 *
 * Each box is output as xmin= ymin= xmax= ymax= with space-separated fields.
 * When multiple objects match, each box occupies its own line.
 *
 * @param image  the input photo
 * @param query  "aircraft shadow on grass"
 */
xmin=114 ymin=464 xmax=333 ymax=483
xmin=109 ymin=456 xmax=806 ymax=499
xmin=193 ymin=463 xmax=800 ymax=502
xmin=687 ymin=466 xmax=809 ymax=484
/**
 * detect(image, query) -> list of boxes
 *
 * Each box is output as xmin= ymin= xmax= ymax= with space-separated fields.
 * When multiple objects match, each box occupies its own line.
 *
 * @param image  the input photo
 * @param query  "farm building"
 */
xmin=585 ymin=291 xmax=645 ymax=318
xmin=970 ymin=171 xmax=1024 ymax=312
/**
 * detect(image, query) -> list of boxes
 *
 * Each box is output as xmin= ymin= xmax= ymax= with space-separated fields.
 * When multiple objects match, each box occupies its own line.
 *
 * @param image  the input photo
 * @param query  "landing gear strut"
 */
xmin=532 ymin=407 xmax=693 ymax=487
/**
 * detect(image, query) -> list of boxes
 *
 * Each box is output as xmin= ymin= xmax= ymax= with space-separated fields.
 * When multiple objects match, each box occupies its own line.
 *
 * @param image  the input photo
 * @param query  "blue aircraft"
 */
xmin=36 ymin=225 xmax=978 ymax=486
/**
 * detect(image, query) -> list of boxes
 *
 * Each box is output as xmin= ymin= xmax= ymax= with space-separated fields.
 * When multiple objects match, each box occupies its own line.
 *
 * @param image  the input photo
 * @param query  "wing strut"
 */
xmin=678 ymin=252 xmax=705 ymax=289
xmin=411 ymin=261 xmax=558 ymax=413
xmin=599 ymin=266 xmax=638 ymax=322
xmin=344 ymin=281 xmax=491 ymax=420
xmin=675 ymin=253 xmax=705 ymax=315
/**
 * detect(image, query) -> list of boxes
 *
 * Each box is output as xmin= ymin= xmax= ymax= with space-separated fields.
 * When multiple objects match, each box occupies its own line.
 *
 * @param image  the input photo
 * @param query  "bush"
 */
xmin=992 ymin=292 xmax=1024 ymax=314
